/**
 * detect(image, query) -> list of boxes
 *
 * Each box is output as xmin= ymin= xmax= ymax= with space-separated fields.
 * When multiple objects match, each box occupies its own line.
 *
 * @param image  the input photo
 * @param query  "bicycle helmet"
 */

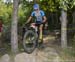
xmin=33 ymin=4 xmax=39 ymax=10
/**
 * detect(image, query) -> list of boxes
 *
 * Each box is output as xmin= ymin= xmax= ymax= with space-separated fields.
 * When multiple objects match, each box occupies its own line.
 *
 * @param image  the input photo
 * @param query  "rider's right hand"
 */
xmin=25 ymin=21 xmax=29 ymax=25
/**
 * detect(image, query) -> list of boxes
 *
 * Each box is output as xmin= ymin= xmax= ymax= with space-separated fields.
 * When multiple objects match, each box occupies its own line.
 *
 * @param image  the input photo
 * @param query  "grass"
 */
xmin=55 ymin=46 xmax=75 ymax=62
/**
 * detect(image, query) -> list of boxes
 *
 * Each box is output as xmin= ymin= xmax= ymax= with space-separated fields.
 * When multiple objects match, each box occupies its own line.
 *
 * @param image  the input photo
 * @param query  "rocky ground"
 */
xmin=0 ymin=47 xmax=60 ymax=62
xmin=0 ymin=34 xmax=75 ymax=62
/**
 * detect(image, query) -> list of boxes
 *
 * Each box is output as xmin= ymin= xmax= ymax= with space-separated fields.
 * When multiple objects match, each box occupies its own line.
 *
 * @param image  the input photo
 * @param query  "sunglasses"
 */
xmin=34 ymin=9 xmax=38 ymax=11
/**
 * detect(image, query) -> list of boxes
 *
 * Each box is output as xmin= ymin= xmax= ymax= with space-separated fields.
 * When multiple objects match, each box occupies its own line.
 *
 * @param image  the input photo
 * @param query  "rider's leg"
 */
xmin=39 ymin=24 xmax=43 ymax=41
xmin=38 ymin=24 xmax=45 ymax=48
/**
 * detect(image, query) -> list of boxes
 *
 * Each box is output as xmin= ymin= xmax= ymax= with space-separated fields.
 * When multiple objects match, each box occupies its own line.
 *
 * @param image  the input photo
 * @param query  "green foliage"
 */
xmin=57 ymin=0 xmax=75 ymax=11
xmin=18 ymin=0 xmax=33 ymax=26
xmin=0 ymin=1 xmax=12 ymax=24
xmin=40 ymin=0 xmax=75 ymax=11
xmin=40 ymin=0 xmax=58 ymax=12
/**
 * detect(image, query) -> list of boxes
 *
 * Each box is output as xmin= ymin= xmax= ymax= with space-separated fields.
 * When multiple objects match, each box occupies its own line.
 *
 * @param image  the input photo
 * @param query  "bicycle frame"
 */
xmin=30 ymin=23 xmax=38 ymax=32
xmin=30 ymin=23 xmax=43 ymax=40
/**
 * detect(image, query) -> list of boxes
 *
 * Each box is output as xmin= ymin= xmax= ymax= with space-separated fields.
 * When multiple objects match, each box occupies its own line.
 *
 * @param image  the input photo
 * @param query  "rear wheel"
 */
xmin=23 ymin=30 xmax=38 ymax=54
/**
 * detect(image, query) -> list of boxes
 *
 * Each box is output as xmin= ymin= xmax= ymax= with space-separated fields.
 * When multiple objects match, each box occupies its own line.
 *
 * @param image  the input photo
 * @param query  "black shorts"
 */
xmin=35 ymin=23 xmax=45 ymax=29
xmin=35 ymin=21 xmax=45 ymax=26
xmin=35 ymin=23 xmax=43 ymax=26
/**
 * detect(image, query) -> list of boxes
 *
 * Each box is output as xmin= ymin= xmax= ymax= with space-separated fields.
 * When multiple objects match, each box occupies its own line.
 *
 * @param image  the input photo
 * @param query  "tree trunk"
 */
xmin=11 ymin=0 xmax=19 ymax=53
xmin=72 ymin=11 xmax=75 ymax=32
xmin=0 ymin=33 xmax=2 ymax=47
xmin=60 ymin=10 xmax=67 ymax=48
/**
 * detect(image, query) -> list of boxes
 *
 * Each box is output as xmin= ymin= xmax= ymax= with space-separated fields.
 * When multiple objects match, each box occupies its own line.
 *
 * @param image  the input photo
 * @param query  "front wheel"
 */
xmin=23 ymin=30 xmax=38 ymax=54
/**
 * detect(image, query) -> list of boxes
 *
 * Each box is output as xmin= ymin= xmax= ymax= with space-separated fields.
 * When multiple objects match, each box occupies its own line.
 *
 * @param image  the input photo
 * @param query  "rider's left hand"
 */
xmin=43 ymin=20 xmax=46 ymax=23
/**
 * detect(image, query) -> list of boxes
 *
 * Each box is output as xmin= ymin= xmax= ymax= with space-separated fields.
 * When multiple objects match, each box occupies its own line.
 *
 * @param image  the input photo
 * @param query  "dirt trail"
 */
xmin=0 ymin=47 xmax=61 ymax=62
xmin=14 ymin=47 xmax=60 ymax=62
xmin=0 ymin=35 xmax=61 ymax=62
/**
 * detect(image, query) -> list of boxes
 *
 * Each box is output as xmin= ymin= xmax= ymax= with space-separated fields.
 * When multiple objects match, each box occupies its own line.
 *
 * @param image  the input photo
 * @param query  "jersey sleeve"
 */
xmin=31 ymin=11 xmax=35 ymax=16
xmin=40 ymin=10 xmax=45 ymax=16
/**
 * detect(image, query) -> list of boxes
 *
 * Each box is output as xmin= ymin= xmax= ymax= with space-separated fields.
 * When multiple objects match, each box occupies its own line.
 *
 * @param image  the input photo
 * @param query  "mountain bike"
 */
xmin=22 ymin=23 xmax=43 ymax=54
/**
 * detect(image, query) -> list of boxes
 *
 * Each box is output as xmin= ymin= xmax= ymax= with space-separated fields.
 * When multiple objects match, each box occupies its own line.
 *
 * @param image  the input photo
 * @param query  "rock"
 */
xmin=14 ymin=47 xmax=61 ymax=62
xmin=0 ymin=54 xmax=10 ymax=62
xmin=14 ymin=51 xmax=37 ymax=62
xmin=37 ymin=47 xmax=60 ymax=62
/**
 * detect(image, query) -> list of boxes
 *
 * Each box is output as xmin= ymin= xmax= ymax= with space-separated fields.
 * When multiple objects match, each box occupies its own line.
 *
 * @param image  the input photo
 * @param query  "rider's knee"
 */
xmin=39 ymin=27 xmax=43 ymax=30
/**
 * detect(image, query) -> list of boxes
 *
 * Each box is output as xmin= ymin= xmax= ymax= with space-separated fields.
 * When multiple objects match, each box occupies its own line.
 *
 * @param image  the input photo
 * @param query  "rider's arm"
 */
xmin=40 ymin=10 xmax=47 ymax=23
xmin=43 ymin=16 xmax=47 ymax=23
xmin=26 ymin=11 xmax=34 ymax=24
xmin=26 ymin=16 xmax=32 ymax=24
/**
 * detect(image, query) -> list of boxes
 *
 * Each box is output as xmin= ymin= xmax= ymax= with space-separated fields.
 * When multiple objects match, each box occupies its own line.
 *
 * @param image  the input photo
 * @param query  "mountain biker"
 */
xmin=26 ymin=4 xmax=47 ymax=45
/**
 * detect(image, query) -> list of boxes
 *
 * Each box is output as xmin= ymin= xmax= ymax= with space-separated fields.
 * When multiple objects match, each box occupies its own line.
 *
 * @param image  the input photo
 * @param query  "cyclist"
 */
xmin=26 ymin=4 xmax=47 ymax=45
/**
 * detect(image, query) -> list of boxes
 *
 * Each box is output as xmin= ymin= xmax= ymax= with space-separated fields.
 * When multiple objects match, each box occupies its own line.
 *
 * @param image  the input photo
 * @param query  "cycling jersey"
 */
xmin=31 ymin=10 xmax=45 ymax=24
